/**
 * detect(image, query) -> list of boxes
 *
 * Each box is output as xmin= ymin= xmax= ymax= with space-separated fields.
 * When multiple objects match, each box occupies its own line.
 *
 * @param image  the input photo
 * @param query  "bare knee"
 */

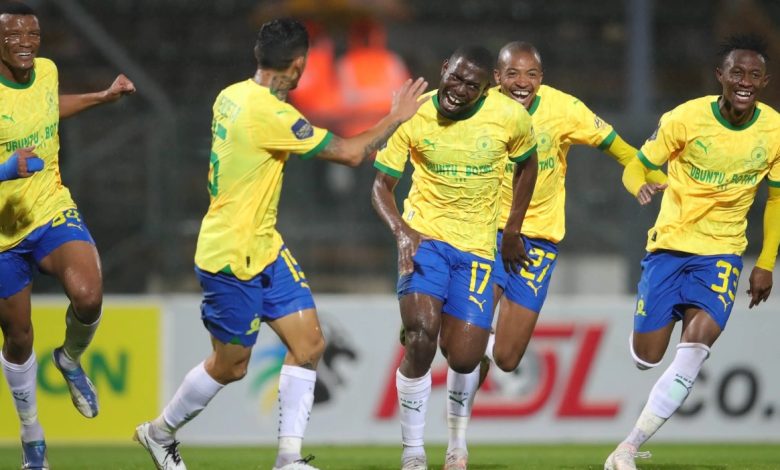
xmin=631 ymin=339 xmax=664 ymax=369
xmin=288 ymin=333 xmax=326 ymax=368
xmin=208 ymin=357 xmax=250 ymax=384
xmin=69 ymin=284 xmax=103 ymax=322
xmin=1 ymin=324 xmax=34 ymax=362
xmin=494 ymin=353 xmax=522 ymax=372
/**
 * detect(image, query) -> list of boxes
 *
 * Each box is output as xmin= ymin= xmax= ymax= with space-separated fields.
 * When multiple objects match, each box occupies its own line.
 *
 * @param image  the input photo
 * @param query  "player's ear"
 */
xmin=440 ymin=59 xmax=449 ymax=77
xmin=493 ymin=68 xmax=500 ymax=83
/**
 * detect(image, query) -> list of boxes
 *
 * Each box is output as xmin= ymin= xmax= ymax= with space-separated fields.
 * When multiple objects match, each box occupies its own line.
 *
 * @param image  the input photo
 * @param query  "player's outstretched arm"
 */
xmin=748 ymin=185 xmax=780 ymax=307
xmin=59 ymin=74 xmax=136 ymax=119
xmin=606 ymin=135 xmax=667 ymax=185
xmin=371 ymin=171 xmax=425 ymax=275
xmin=315 ymin=77 xmax=427 ymax=167
xmin=623 ymin=158 xmax=667 ymax=205
xmin=0 ymin=147 xmax=43 ymax=181
xmin=501 ymin=153 xmax=538 ymax=274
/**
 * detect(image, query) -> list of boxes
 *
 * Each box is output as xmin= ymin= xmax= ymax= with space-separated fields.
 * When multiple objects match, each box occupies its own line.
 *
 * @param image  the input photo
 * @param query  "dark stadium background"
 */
xmin=27 ymin=0 xmax=780 ymax=294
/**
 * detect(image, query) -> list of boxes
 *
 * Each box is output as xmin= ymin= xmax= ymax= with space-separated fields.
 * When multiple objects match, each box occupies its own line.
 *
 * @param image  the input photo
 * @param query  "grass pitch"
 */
xmin=0 ymin=443 xmax=778 ymax=469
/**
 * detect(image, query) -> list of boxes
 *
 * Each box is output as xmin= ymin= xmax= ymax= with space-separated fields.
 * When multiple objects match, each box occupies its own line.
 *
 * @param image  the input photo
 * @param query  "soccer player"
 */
xmin=133 ymin=18 xmax=426 ymax=470
xmin=436 ymin=41 xmax=666 ymax=468
xmin=605 ymin=34 xmax=780 ymax=470
xmin=372 ymin=45 xmax=537 ymax=470
xmin=0 ymin=2 xmax=135 ymax=469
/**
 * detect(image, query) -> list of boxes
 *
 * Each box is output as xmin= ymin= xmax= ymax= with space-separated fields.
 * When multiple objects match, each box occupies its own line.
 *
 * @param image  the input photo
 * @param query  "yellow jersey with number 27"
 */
xmin=498 ymin=84 xmax=617 ymax=243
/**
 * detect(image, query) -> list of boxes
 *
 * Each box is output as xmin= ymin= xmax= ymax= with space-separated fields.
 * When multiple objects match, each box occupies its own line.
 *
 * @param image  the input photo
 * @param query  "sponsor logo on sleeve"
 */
xmin=291 ymin=118 xmax=314 ymax=140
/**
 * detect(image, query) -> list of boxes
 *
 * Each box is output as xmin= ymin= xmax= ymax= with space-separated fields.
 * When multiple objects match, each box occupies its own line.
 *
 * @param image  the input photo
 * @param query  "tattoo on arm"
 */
xmin=363 ymin=121 xmax=402 ymax=159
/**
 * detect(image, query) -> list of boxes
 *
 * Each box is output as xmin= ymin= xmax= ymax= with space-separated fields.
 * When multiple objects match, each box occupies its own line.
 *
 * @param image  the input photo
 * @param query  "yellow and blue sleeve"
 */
xmin=508 ymin=107 xmax=537 ymax=162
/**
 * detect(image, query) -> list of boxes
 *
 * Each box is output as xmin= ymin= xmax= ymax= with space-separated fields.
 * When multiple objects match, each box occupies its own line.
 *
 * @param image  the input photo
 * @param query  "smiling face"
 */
xmin=495 ymin=47 xmax=543 ymax=110
xmin=0 ymin=13 xmax=40 ymax=81
xmin=436 ymin=56 xmax=491 ymax=119
xmin=716 ymin=49 xmax=769 ymax=121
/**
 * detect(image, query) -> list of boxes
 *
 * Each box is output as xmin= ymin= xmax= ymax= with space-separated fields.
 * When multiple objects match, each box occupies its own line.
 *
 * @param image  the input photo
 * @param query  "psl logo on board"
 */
xmin=375 ymin=322 xmax=620 ymax=419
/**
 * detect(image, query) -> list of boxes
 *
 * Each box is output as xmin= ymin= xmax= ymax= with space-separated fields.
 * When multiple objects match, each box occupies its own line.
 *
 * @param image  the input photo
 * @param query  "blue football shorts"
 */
xmin=397 ymin=239 xmax=494 ymax=330
xmin=633 ymin=250 xmax=743 ymax=333
xmin=196 ymin=245 xmax=316 ymax=347
xmin=492 ymin=231 xmax=559 ymax=314
xmin=0 ymin=208 xmax=95 ymax=298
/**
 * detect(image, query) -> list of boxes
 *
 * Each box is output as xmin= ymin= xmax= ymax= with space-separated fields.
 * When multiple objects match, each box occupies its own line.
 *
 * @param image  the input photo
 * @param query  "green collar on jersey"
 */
xmin=432 ymin=93 xmax=486 ymax=121
xmin=0 ymin=68 xmax=36 ymax=89
xmin=527 ymin=95 xmax=541 ymax=115
xmin=711 ymin=100 xmax=761 ymax=131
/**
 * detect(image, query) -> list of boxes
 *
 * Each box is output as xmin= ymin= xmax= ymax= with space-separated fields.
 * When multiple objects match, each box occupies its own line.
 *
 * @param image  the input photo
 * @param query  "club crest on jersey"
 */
xmin=291 ymin=118 xmax=314 ymax=140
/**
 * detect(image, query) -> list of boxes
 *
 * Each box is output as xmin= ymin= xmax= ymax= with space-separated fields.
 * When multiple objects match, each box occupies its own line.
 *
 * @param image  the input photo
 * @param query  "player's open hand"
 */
xmin=390 ymin=77 xmax=428 ymax=123
xmin=747 ymin=266 xmax=772 ymax=308
xmin=636 ymin=182 xmax=667 ymax=205
xmin=500 ymin=231 xmax=531 ymax=275
xmin=396 ymin=225 xmax=426 ymax=276
xmin=16 ymin=147 xmax=43 ymax=178
xmin=102 ymin=74 xmax=136 ymax=103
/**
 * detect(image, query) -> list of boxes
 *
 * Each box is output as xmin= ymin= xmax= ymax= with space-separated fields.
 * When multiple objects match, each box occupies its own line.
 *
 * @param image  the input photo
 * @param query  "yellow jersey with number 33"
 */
xmin=497 ymin=84 xmax=616 ymax=243
xmin=194 ymin=80 xmax=332 ymax=280
xmin=639 ymin=95 xmax=780 ymax=256
xmin=0 ymin=58 xmax=75 ymax=252
xmin=375 ymin=89 xmax=537 ymax=259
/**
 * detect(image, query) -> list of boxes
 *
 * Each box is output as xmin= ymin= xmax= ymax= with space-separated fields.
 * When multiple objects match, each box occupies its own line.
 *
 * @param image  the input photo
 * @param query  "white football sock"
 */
xmin=622 ymin=342 xmax=710 ymax=449
xmin=397 ymin=368 xmax=431 ymax=457
xmin=59 ymin=305 xmax=100 ymax=370
xmin=446 ymin=365 xmax=479 ymax=451
xmin=647 ymin=343 xmax=709 ymax=418
xmin=275 ymin=365 xmax=316 ymax=467
xmin=1 ymin=352 xmax=44 ymax=443
xmin=155 ymin=361 xmax=224 ymax=444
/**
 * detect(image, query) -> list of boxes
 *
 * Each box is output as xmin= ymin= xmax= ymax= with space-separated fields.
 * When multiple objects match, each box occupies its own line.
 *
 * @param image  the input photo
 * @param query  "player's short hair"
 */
xmin=449 ymin=45 xmax=494 ymax=75
xmin=254 ymin=18 xmax=309 ymax=70
xmin=498 ymin=41 xmax=543 ymax=70
xmin=0 ymin=1 xmax=36 ymax=15
xmin=717 ymin=33 xmax=769 ymax=66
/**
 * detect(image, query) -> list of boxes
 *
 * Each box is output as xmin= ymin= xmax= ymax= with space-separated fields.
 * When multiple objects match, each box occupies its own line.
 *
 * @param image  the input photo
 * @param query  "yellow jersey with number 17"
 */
xmin=194 ymin=80 xmax=332 ymax=280
xmin=375 ymin=89 xmax=536 ymax=259
xmin=0 ymin=58 xmax=75 ymax=252
xmin=639 ymin=95 xmax=780 ymax=256
xmin=498 ymin=84 xmax=616 ymax=243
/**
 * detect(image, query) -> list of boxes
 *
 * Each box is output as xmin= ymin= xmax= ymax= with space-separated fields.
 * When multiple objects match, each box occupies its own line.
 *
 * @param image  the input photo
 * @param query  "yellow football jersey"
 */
xmin=0 ymin=58 xmax=75 ymax=251
xmin=375 ymin=90 xmax=536 ymax=259
xmin=639 ymin=96 xmax=780 ymax=255
xmin=497 ymin=84 xmax=616 ymax=242
xmin=194 ymin=80 xmax=331 ymax=279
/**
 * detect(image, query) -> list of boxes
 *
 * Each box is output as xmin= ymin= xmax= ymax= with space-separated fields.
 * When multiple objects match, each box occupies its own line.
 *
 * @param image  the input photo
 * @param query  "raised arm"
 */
xmin=59 ymin=74 xmax=136 ymax=119
xmin=501 ymin=153 xmax=538 ymax=274
xmin=748 ymin=185 xmax=780 ymax=307
xmin=315 ymin=77 xmax=427 ymax=167
xmin=371 ymin=171 xmax=425 ymax=275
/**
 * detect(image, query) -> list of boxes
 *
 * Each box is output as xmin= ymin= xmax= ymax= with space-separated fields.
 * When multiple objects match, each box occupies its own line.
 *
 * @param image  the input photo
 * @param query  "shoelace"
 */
xmin=164 ymin=440 xmax=183 ymax=465
xmin=297 ymin=454 xmax=316 ymax=464
xmin=634 ymin=451 xmax=652 ymax=459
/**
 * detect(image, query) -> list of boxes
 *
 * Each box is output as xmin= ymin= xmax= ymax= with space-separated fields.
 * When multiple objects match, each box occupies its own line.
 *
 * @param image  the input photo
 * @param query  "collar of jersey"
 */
xmin=527 ymin=95 xmax=541 ymax=115
xmin=432 ymin=94 xmax=486 ymax=121
xmin=711 ymin=99 xmax=761 ymax=131
xmin=0 ymin=68 xmax=36 ymax=89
